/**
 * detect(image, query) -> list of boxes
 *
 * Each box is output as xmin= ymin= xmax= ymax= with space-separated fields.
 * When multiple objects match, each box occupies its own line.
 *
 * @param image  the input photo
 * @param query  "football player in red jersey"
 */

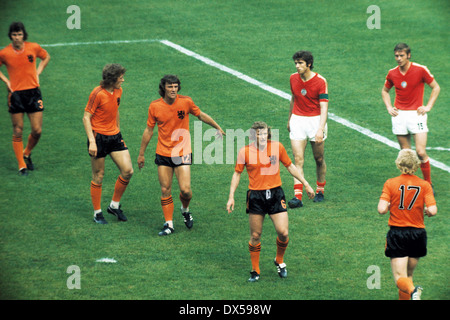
xmin=287 ymin=51 xmax=329 ymax=208
xmin=381 ymin=43 xmax=440 ymax=188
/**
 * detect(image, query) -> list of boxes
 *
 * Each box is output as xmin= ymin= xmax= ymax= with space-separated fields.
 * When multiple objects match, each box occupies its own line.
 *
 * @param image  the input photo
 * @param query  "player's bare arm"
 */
xmin=137 ymin=125 xmax=154 ymax=169
xmin=226 ymin=171 xmax=241 ymax=213
xmin=381 ymin=86 xmax=399 ymax=116
xmin=82 ymin=111 xmax=97 ymax=157
xmin=315 ymin=101 xmax=328 ymax=143
xmin=197 ymin=111 xmax=225 ymax=137
xmin=286 ymin=164 xmax=314 ymax=198
xmin=287 ymin=96 xmax=294 ymax=132
xmin=377 ymin=199 xmax=390 ymax=215
xmin=0 ymin=71 xmax=12 ymax=92
xmin=417 ymin=79 xmax=440 ymax=116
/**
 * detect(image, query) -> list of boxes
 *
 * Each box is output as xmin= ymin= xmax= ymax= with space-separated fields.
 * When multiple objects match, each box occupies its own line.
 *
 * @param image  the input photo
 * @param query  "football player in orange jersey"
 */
xmin=227 ymin=121 xmax=314 ymax=282
xmin=378 ymin=149 xmax=437 ymax=300
xmin=0 ymin=22 xmax=50 ymax=175
xmin=83 ymin=64 xmax=133 ymax=224
xmin=138 ymin=75 xmax=225 ymax=235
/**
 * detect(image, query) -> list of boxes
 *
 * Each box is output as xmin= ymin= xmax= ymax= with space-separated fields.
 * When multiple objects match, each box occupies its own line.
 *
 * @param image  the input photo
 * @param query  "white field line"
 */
xmin=42 ymin=39 xmax=450 ymax=173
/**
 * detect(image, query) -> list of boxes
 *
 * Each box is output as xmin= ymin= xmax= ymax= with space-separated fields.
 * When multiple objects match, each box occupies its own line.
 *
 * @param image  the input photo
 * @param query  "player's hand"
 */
xmin=305 ymin=185 xmax=315 ymax=199
xmin=216 ymin=128 xmax=226 ymax=139
xmin=315 ymin=131 xmax=324 ymax=144
xmin=226 ymin=198 xmax=234 ymax=213
xmin=137 ymin=155 xmax=145 ymax=170
xmin=88 ymin=142 xmax=97 ymax=157
xmin=417 ymin=106 xmax=430 ymax=116
xmin=387 ymin=106 xmax=399 ymax=117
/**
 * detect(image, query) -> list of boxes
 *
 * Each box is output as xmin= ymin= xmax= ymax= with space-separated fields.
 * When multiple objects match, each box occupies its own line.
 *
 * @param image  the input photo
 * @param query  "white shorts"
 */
xmin=392 ymin=110 xmax=428 ymax=135
xmin=289 ymin=114 xmax=327 ymax=141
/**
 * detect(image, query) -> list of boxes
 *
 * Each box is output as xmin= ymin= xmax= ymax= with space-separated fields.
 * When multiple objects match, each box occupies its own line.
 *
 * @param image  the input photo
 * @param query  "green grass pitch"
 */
xmin=0 ymin=0 xmax=448 ymax=300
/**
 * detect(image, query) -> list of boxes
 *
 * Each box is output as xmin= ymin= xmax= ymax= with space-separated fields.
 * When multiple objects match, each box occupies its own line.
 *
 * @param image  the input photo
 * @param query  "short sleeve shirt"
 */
xmin=384 ymin=63 xmax=434 ymax=110
xmin=235 ymin=141 xmax=292 ymax=190
xmin=0 ymin=42 xmax=48 ymax=91
xmin=85 ymin=86 xmax=122 ymax=136
xmin=290 ymin=72 xmax=328 ymax=116
xmin=147 ymin=95 xmax=201 ymax=157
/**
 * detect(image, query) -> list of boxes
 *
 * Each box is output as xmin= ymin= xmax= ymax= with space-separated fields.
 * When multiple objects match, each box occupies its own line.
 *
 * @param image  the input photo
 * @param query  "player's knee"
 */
xmin=12 ymin=125 xmax=23 ymax=137
xmin=293 ymin=155 xmax=304 ymax=166
xmin=160 ymin=185 xmax=172 ymax=197
xmin=92 ymin=169 xmax=105 ymax=184
xmin=250 ymin=231 xmax=262 ymax=243
xmin=415 ymin=149 xmax=427 ymax=160
xmin=31 ymin=128 xmax=42 ymax=138
xmin=180 ymin=188 xmax=192 ymax=200
xmin=278 ymin=229 xmax=289 ymax=241
xmin=314 ymin=154 xmax=324 ymax=165
xmin=121 ymin=167 xmax=134 ymax=180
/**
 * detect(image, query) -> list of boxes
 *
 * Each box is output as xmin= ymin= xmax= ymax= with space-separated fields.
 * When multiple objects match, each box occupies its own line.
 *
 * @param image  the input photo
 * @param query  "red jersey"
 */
xmin=147 ymin=94 xmax=201 ymax=157
xmin=380 ymin=174 xmax=436 ymax=228
xmin=85 ymin=86 xmax=123 ymax=136
xmin=384 ymin=63 xmax=434 ymax=110
xmin=0 ymin=42 xmax=48 ymax=92
xmin=290 ymin=72 xmax=328 ymax=116
xmin=235 ymin=141 xmax=292 ymax=190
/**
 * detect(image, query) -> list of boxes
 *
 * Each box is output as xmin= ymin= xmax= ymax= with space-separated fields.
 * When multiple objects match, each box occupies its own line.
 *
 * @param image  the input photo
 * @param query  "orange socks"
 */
xmin=249 ymin=242 xmax=261 ymax=274
xmin=161 ymin=196 xmax=174 ymax=225
xmin=90 ymin=181 xmax=102 ymax=212
xmin=294 ymin=183 xmax=303 ymax=200
xmin=12 ymin=135 xmax=27 ymax=170
xmin=276 ymin=237 xmax=289 ymax=264
xmin=112 ymin=176 xmax=130 ymax=203
xmin=396 ymin=277 xmax=415 ymax=297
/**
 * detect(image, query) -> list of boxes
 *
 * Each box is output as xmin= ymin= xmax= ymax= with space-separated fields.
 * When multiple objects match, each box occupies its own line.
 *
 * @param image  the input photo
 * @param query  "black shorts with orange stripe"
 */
xmin=246 ymin=186 xmax=287 ymax=215
xmin=8 ymin=87 xmax=44 ymax=114
xmin=88 ymin=131 xmax=128 ymax=158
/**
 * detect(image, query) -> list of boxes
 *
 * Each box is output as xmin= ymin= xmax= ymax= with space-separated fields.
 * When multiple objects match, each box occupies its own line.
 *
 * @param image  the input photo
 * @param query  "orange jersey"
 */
xmin=147 ymin=95 xmax=201 ymax=157
xmin=85 ymin=86 xmax=122 ymax=136
xmin=0 ymin=42 xmax=48 ymax=91
xmin=235 ymin=141 xmax=292 ymax=190
xmin=380 ymin=174 xmax=436 ymax=228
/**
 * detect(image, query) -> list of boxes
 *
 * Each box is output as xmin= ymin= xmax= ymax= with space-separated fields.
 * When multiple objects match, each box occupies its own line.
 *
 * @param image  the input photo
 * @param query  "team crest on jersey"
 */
xmin=301 ymin=88 xmax=307 ymax=96
xmin=269 ymin=155 xmax=277 ymax=165
xmin=401 ymin=81 xmax=407 ymax=88
xmin=27 ymin=55 xmax=34 ymax=63
xmin=177 ymin=110 xmax=185 ymax=119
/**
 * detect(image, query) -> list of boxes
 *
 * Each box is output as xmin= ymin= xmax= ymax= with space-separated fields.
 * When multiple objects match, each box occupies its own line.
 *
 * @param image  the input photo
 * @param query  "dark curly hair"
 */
xmin=100 ymin=64 xmax=126 ymax=88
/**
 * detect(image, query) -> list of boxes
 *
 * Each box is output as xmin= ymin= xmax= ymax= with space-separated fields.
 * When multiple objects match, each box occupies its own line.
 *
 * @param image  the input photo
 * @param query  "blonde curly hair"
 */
xmin=395 ymin=149 xmax=421 ymax=175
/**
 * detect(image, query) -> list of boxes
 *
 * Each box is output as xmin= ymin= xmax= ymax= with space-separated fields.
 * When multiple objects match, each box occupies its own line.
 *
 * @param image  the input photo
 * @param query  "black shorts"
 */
xmin=246 ymin=186 xmax=287 ymax=215
xmin=155 ymin=153 xmax=192 ymax=167
xmin=385 ymin=227 xmax=427 ymax=258
xmin=88 ymin=132 xmax=128 ymax=158
xmin=8 ymin=87 xmax=44 ymax=114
